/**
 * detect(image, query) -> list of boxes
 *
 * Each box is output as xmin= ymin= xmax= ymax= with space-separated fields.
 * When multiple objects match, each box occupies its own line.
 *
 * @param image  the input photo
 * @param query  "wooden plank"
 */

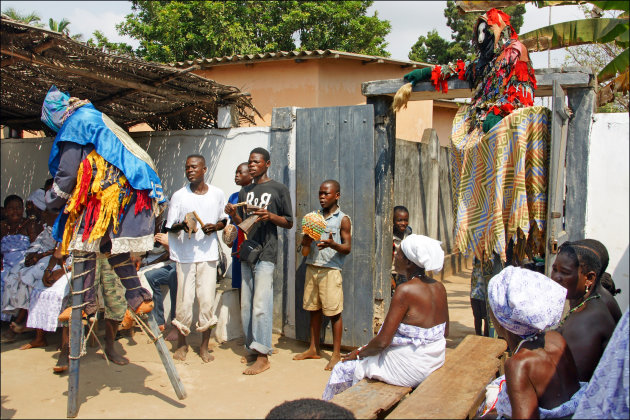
xmin=349 ymin=104 xmax=376 ymax=345
xmin=269 ymin=107 xmax=293 ymax=334
xmin=295 ymin=107 xmax=313 ymax=343
xmin=367 ymin=96 xmax=395 ymax=310
xmin=423 ymin=129 xmax=440 ymax=240
xmin=338 ymin=106 xmax=358 ymax=346
xmin=387 ymin=335 xmax=507 ymax=419
xmin=332 ymin=379 xmax=412 ymax=419
xmin=565 ymin=87 xmax=595 ymax=242
xmin=362 ymin=68 xmax=593 ymax=100
xmin=545 ymin=80 xmax=570 ymax=276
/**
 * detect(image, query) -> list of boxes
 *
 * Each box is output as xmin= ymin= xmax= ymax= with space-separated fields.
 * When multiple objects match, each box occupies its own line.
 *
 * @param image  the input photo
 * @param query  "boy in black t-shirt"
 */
xmin=225 ymin=147 xmax=293 ymax=375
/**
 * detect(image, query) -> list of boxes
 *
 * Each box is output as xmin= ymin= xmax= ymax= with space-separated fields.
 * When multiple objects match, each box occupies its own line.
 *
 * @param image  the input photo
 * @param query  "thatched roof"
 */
xmin=0 ymin=15 xmax=260 ymax=133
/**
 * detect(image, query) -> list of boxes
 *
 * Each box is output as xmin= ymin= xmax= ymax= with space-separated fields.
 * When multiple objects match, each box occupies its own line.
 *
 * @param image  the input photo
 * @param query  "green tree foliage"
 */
xmin=1 ymin=7 xmax=43 ymax=26
xmin=116 ymin=1 xmax=391 ymax=63
xmin=86 ymin=30 xmax=135 ymax=56
xmin=408 ymin=0 xmax=525 ymax=63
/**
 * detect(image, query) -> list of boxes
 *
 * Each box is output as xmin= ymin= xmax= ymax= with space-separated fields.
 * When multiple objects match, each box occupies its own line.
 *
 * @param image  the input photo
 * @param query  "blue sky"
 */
xmin=2 ymin=1 xmax=582 ymax=67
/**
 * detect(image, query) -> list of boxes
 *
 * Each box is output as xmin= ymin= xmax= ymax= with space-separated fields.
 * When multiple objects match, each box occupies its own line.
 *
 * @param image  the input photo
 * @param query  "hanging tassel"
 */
xmin=134 ymin=190 xmax=151 ymax=215
xmin=66 ymin=157 xmax=92 ymax=213
xmin=392 ymin=82 xmax=413 ymax=113
xmin=82 ymin=195 xmax=101 ymax=242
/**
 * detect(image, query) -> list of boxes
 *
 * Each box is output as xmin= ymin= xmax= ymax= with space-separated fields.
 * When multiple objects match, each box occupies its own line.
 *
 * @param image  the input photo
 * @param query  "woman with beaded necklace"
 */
xmin=551 ymin=240 xmax=618 ymax=382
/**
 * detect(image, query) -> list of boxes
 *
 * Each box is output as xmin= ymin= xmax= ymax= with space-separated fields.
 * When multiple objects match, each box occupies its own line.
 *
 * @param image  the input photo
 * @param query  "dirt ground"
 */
xmin=0 ymin=266 xmax=476 ymax=419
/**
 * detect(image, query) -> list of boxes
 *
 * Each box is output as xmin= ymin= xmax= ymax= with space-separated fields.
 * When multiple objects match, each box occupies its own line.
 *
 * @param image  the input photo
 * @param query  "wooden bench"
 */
xmin=331 ymin=335 xmax=507 ymax=419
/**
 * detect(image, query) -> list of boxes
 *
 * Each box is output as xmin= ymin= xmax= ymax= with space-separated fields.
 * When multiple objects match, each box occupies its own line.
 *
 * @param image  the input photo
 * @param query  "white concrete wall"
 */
xmin=1 ymin=127 xmax=271 ymax=277
xmin=585 ymin=113 xmax=629 ymax=311
xmin=1 ymin=137 xmax=54 ymax=204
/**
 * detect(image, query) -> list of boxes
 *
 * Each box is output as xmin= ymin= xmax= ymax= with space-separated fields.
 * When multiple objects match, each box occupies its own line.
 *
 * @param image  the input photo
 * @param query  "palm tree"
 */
xmin=48 ymin=18 xmax=71 ymax=35
xmin=2 ymin=7 xmax=43 ymax=27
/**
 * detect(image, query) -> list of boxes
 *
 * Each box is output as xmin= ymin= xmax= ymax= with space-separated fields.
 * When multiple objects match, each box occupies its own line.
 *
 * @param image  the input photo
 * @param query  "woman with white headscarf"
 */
xmin=481 ymin=266 xmax=588 ymax=419
xmin=323 ymin=234 xmax=448 ymax=400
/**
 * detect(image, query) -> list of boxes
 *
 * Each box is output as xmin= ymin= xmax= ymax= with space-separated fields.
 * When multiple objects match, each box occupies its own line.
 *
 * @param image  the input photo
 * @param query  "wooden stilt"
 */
xmin=131 ymin=310 xmax=187 ymax=400
xmin=67 ymin=269 xmax=84 ymax=418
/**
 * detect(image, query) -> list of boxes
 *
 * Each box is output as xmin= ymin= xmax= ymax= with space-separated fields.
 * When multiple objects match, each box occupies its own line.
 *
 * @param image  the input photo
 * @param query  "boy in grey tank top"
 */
xmin=294 ymin=180 xmax=352 ymax=371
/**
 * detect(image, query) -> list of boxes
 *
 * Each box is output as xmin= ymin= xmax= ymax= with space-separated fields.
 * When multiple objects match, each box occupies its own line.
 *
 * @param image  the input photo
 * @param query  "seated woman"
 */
xmin=23 ymin=253 xmax=71 ymax=350
xmin=551 ymin=240 xmax=618 ymax=382
xmin=2 ymin=209 xmax=58 ymax=336
xmin=573 ymin=308 xmax=629 ymax=418
xmin=1 ymin=194 xmax=41 ymax=332
xmin=323 ymin=234 xmax=448 ymax=401
xmin=484 ymin=266 xmax=587 ymax=419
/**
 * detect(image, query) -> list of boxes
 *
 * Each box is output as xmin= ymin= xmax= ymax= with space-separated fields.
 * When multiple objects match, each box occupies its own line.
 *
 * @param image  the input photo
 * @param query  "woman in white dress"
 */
xmin=323 ymin=234 xmax=449 ymax=400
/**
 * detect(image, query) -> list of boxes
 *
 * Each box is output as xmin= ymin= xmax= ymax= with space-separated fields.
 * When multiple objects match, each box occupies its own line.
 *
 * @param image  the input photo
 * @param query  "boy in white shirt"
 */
xmin=166 ymin=154 xmax=227 ymax=363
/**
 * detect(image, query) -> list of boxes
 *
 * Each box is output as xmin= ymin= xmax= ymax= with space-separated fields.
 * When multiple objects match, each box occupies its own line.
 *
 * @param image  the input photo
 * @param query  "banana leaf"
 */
xmin=590 ymin=1 xmax=630 ymax=12
xmin=598 ymin=47 xmax=629 ymax=81
xmin=520 ymin=18 xmax=627 ymax=51
xmin=534 ymin=1 xmax=628 ymax=11
xmin=455 ymin=1 xmax=526 ymax=13
xmin=534 ymin=1 xmax=589 ymax=7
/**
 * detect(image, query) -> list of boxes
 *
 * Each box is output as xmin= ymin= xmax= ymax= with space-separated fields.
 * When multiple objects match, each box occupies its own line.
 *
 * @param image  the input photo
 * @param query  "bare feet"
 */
xmin=1 ymin=329 xmax=17 ymax=343
xmin=10 ymin=321 xmax=31 ymax=333
xmin=240 ymin=354 xmax=257 ymax=364
xmin=103 ymin=350 xmax=130 ymax=365
xmin=325 ymin=353 xmax=341 ymax=371
xmin=243 ymin=355 xmax=270 ymax=375
xmin=200 ymin=346 xmax=215 ymax=363
xmin=173 ymin=345 xmax=189 ymax=361
xmin=164 ymin=328 xmax=179 ymax=341
xmin=20 ymin=338 xmax=47 ymax=350
xmin=53 ymin=349 xmax=69 ymax=374
xmin=293 ymin=348 xmax=321 ymax=360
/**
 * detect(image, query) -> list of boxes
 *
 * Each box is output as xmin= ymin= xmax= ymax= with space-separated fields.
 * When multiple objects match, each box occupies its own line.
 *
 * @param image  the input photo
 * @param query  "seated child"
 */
xmin=391 ymin=205 xmax=412 ymax=294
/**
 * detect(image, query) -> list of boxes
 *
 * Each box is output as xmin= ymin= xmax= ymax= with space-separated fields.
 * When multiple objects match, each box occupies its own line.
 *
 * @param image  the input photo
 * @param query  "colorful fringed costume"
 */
xmin=42 ymin=85 xmax=165 ymax=314
xmin=395 ymin=8 xmax=547 ymax=262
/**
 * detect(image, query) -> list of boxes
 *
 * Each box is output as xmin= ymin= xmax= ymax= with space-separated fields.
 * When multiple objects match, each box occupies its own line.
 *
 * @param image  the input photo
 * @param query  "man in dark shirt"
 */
xmin=225 ymin=147 xmax=293 ymax=375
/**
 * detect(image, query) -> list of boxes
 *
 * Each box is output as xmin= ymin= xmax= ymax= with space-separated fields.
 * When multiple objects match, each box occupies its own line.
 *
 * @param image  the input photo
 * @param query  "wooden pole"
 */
xmin=140 ymin=311 xmax=187 ymax=400
xmin=67 ymin=262 xmax=84 ymax=418
xmin=423 ymin=128 xmax=440 ymax=240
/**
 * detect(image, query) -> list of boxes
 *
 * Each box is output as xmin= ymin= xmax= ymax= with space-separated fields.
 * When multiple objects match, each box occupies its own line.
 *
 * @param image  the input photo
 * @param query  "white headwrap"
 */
xmin=488 ymin=266 xmax=567 ymax=337
xmin=400 ymin=234 xmax=444 ymax=272
xmin=27 ymin=189 xmax=46 ymax=211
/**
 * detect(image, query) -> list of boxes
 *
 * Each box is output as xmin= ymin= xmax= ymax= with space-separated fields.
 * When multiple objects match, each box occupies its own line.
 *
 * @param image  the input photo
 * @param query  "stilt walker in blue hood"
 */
xmin=41 ymin=86 xmax=169 ymax=415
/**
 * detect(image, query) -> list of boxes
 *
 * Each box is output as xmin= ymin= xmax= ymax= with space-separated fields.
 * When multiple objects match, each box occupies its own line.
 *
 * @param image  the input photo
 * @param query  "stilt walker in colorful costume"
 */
xmin=42 ymin=85 xmax=164 ymax=319
xmin=394 ymin=8 xmax=548 ymax=263
xmin=393 ymin=8 xmax=550 ymax=338
xmin=41 ymin=85 xmax=169 ymax=415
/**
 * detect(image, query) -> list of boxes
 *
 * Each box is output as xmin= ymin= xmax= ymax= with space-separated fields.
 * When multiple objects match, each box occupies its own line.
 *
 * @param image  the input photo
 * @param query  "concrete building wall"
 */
xmin=195 ymin=58 xmax=433 ymax=142
xmin=432 ymin=106 xmax=459 ymax=147
xmin=1 ymin=128 xmax=270 ymax=210
xmin=585 ymin=112 xmax=629 ymax=311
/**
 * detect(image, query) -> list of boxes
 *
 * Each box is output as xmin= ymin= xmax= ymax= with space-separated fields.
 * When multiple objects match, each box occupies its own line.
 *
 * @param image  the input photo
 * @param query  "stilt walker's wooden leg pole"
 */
xmin=129 ymin=309 xmax=187 ymax=400
xmin=67 ymin=260 xmax=85 ymax=418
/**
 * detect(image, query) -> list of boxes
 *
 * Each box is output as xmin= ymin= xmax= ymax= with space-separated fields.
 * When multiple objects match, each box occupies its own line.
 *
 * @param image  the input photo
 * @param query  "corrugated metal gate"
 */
xmin=294 ymin=105 xmax=376 ymax=347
